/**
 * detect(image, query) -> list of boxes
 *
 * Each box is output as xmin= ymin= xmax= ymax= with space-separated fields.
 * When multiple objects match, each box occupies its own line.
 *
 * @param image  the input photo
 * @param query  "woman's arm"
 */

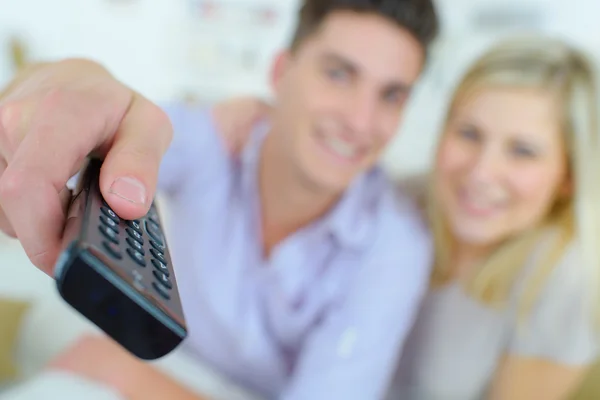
xmin=211 ymin=96 xmax=272 ymax=153
xmin=487 ymin=355 xmax=590 ymax=400
xmin=488 ymin=241 xmax=599 ymax=400
xmin=48 ymin=334 xmax=207 ymax=400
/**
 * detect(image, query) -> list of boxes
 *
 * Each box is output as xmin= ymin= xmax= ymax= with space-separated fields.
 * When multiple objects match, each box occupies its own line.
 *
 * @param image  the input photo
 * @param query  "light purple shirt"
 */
xmin=156 ymin=103 xmax=432 ymax=400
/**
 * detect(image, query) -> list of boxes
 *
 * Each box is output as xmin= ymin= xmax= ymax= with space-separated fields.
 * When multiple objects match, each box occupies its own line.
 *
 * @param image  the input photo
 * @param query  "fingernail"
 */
xmin=109 ymin=177 xmax=147 ymax=205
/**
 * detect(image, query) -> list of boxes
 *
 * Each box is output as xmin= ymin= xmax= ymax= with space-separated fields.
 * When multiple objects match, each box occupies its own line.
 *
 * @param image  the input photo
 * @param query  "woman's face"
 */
xmin=435 ymin=86 xmax=570 ymax=247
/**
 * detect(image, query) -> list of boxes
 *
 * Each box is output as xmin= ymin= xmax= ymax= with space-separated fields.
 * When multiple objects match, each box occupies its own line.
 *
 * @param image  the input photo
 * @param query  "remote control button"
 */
xmin=126 ymin=237 xmax=144 ymax=254
xmin=103 ymin=241 xmax=122 ymax=259
xmin=132 ymin=270 xmax=144 ymax=282
xmin=100 ymin=215 xmax=119 ymax=230
xmin=152 ymin=281 xmax=170 ymax=300
xmin=127 ymin=220 xmax=142 ymax=232
xmin=151 ymin=258 xmax=169 ymax=276
xmin=147 ymin=205 xmax=159 ymax=222
xmin=153 ymin=270 xmax=172 ymax=289
xmin=126 ymin=227 xmax=144 ymax=243
xmin=150 ymin=239 xmax=165 ymax=252
xmin=144 ymin=220 xmax=164 ymax=246
xmin=127 ymin=248 xmax=146 ymax=267
xmin=99 ymin=225 xmax=119 ymax=244
xmin=148 ymin=216 xmax=160 ymax=227
xmin=146 ymin=218 xmax=160 ymax=232
xmin=150 ymin=248 xmax=167 ymax=265
xmin=101 ymin=206 xmax=120 ymax=223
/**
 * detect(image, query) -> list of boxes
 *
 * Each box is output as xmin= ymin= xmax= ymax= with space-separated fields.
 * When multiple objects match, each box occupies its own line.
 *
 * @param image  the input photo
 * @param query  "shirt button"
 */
xmin=337 ymin=328 xmax=358 ymax=358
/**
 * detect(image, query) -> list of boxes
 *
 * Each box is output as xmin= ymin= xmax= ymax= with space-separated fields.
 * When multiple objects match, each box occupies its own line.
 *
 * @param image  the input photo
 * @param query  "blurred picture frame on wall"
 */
xmin=8 ymin=36 xmax=29 ymax=72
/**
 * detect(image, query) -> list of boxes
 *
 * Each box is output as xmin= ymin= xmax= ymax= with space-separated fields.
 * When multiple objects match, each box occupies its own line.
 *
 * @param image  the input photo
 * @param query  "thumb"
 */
xmin=98 ymin=96 xmax=173 ymax=221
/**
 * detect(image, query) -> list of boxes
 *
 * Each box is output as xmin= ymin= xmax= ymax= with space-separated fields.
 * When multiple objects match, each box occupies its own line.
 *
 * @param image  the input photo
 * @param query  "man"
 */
xmin=0 ymin=1 xmax=438 ymax=399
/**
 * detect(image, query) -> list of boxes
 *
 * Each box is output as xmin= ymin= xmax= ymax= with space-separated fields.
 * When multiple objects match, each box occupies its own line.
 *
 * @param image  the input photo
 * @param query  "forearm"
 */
xmin=49 ymin=335 xmax=211 ymax=400
xmin=121 ymin=361 xmax=209 ymax=400
xmin=487 ymin=355 xmax=589 ymax=400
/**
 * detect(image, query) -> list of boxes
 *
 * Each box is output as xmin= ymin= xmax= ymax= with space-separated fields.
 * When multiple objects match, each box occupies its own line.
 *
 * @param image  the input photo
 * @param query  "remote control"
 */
xmin=54 ymin=157 xmax=187 ymax=360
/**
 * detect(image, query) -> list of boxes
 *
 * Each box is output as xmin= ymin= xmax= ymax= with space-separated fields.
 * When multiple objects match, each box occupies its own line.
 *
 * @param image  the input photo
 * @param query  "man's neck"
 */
xmin=257 ymin=133 xmax=340 ymax=255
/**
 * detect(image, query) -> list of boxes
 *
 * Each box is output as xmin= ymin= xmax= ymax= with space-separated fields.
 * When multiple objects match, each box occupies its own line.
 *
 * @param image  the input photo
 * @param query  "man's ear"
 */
xmin=270 ymin=50 xmax=291 ymax=93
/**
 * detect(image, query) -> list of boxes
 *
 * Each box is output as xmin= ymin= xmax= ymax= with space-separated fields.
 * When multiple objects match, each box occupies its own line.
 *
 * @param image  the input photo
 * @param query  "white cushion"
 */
xmin=152 ymin=347 xmax=261 ymax=400
xmin=0 ymin=371 xmax=124 ymax=400
xmin=15 ymin=295 xmax=101 ymax=379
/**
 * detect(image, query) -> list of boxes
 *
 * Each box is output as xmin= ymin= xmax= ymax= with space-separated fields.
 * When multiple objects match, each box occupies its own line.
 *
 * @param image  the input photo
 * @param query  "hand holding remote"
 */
xmin=0 ymin=59 xmax=173 ymax=275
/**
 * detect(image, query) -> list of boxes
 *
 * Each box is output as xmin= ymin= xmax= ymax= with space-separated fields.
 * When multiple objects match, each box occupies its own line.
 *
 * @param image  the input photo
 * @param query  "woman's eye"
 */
xmin=511 ymin=144 xmax=537 ymax=158
xmin=458 ymin=126 xmax=480 ymax=141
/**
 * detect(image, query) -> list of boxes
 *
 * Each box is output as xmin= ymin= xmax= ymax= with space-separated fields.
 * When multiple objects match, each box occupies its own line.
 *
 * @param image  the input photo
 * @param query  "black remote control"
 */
xmin=54 ymin=157 xmax=187 ymax=360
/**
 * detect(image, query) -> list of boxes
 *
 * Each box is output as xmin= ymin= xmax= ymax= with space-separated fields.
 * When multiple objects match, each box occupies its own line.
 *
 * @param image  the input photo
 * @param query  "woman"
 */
xmin=214 ymin=35 xmax=600 ymax=399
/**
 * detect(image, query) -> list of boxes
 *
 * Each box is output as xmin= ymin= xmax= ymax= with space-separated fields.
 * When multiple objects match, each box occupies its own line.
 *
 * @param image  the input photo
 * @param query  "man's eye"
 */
xmin=326 ymin=68 xmax=349 ymax=82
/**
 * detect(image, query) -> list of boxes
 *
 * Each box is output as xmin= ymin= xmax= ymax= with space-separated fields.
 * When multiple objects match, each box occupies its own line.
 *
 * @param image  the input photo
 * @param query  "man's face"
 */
xmin=270 ymin=10 xmax=424 ymax=192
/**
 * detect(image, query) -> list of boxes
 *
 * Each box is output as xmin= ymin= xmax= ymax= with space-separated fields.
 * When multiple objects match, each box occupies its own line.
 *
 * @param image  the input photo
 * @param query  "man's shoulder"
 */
xmin=159 ymin=101 xmax=217 ymax=132
xmin=343 ymin=168 xmax=433 ymax=285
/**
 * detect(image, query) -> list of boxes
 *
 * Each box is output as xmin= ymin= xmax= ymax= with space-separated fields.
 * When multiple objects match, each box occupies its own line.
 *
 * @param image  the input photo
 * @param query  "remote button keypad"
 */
xmin=152 ymin=281 xmax=170 ymax=300
xmin=145 ymin=220 xmax=164 ymax=246
xmin=147 ymin=206 xmax=160 ymax=225
xmin=127 ymin=227 xmax=144 ymax=243
xmin=151 ymin=259 xmax=169 ymax=276
xmin=153 ymin=270 xmax=172 ymax=289
xmin=101 ymin=206 xmax=120 ymax=223
xmin=103 ymin=241 xmax=122 ymax=259
xmin=150 ymin=239 xmax=165 ymax=252
xmin=100 ymin=215 xmax=119 ymax=230
xmin=99 ymin=225 xmax=119 ymax=244
xmin=96 ymin=199 xmax=177 ymax=308
xmin=150 ymin=248 xmax=167 ymax=265
xmin=127 ymin=220 xmax=142 ymax=233
xmin=127 ymin=247 xmax=146 ymax=267
xmin=126 ymin=237 xmax=144 ymax=254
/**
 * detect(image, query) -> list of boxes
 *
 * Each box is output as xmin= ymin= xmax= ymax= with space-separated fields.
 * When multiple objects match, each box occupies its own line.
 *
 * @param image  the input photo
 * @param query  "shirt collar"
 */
xmin=239 ymin=124 xmax=373 ymax=250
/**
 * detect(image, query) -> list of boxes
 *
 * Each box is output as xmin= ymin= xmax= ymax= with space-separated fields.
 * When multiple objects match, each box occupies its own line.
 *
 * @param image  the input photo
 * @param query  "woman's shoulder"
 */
xmin=508 ymin=232 xmax=600 ymax=364
xmin=519 ymin=231 xmax=588 ymax=299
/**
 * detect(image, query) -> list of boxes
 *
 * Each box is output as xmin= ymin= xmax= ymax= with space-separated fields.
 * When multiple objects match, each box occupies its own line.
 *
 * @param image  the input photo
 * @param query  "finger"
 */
xmin=59 ymin=186 xmax=73 ymax=216
xmin=0 ymin=157 xmax=16 ymax=238
xmin=99 ymin=95 xmax=172 ymax=220
xmin=0 ymin=169 xmax=67 ymax=274
xmin=0 ymin=91 xmax=119 ymax=274
xmin=0 ymin=99 xmax=38 ymax=161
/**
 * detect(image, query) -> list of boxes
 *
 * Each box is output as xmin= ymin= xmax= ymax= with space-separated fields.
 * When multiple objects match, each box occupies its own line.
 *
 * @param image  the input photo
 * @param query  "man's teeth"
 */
xmin=322 ymin=136 xmax=358 ymax=158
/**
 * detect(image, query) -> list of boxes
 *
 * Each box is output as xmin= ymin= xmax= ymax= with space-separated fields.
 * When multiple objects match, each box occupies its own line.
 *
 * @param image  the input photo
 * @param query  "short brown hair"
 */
xmin=290 ymin=0 xmax=439 ymax=55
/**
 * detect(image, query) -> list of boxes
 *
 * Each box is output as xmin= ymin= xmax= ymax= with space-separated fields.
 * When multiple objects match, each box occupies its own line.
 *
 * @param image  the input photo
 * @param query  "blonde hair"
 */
xmin=427 ymin=35 xmax=600 ymax=317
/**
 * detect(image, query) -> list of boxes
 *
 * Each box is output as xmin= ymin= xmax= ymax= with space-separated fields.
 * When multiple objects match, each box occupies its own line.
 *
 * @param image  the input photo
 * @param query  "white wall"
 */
xmin=0 ymin=0 xmax=298 ymax=101
xmin=0 ymin=0 xmax=598 ymax=177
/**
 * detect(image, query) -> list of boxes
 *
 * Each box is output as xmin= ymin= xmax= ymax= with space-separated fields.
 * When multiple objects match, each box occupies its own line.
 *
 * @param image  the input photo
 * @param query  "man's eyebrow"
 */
xmin=319 ymin=50 xmax=413 ymax=94
xmin=319 ymin=51 xmax=358 ymax=72
xmin=384 ymin=81 xmax=412 ymax=96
